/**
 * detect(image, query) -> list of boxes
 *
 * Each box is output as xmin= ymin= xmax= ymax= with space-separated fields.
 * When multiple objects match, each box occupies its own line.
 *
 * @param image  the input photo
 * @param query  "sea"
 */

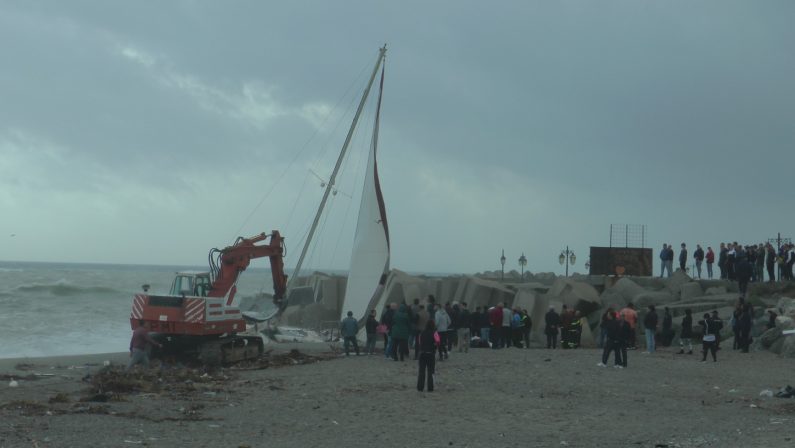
xmin=0 ymin=261 xmax=279 ymax=359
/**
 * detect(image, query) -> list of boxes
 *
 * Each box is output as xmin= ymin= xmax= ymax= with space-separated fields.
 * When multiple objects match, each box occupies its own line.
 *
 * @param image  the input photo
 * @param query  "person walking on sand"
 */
xmin=340 ymin=311 xmax=361 ymax=356
xmin=417 ymin=320 xmax=440 ymax=392
xmin=521 ymin=308 xmax=532 ymax=349
xmin=643 ymin=305 xmax=658 ymax=354
xmin=597 ymin=309 xmax=623 ymax=368
xmin=659 ymin=243 xmax=669 ymax=277
xmin=128 ymin=320 xmax=162 ymax=370
xmin=544 ymin=306 xmax=560 ymax=349
xmin=365 ymin=309 xmax=379 ymax=355
xmin=699 ymin=313 xmax=718 ymax=362
xmin=677 ymin=309 xmax=694 ymax=355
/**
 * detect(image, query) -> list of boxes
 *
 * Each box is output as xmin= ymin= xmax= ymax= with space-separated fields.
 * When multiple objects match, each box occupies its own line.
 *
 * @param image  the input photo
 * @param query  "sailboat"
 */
xmin=271 ymin=46 xmax=391 ymax=327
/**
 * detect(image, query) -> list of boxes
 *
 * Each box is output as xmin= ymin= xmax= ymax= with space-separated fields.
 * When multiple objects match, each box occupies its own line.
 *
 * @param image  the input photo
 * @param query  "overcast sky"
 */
xmin=1 ymin=1 xmax=794 ymax=276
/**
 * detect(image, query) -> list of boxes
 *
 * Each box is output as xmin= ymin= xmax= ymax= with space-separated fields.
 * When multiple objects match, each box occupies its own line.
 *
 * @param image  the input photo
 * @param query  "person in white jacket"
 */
xmin=434 ymin=306 xmax=451 ymax=360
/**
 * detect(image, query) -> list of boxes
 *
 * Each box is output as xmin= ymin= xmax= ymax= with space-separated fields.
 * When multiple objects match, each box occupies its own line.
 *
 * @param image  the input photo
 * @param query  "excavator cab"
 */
xmin=169 ymin=271 xmax=211 ymax=297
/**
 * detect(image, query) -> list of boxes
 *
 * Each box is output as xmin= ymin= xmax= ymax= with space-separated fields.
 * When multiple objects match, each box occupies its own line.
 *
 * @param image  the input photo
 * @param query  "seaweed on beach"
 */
xmin=1 ymin=400 xmax=50 ymax=416
xmin=231 ymin=349 xmax=335 ymax=371
xmin=83 ymin=365 xmax=233 ymax=399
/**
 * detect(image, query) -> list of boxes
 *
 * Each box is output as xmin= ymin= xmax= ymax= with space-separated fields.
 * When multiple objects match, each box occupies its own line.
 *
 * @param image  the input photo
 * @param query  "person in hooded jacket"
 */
xmin=390 ymin=304 xmax=411 ymax=361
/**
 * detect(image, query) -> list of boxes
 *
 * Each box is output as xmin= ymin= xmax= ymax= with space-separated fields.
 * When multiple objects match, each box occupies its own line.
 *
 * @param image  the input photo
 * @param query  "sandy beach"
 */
xmin=1 ymin=342 xmax=794 ymax=448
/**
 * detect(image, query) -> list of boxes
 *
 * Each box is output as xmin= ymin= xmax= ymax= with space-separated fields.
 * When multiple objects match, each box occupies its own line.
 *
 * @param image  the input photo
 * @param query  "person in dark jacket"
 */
xmin=521 ymin=309 xmax=532 ymax=349
xmin=544 ymin=306 xmax=561 ymax=349
xmin=417 ymin=320 xmax=438 ymax=392
xmin=598 ymin=309 xmax=622 ymax=368
xmin=718 ymin=243 xmax=728 ymax=279
xmin=737 ymin=304 xmax=752 ymax=353
xmin=380 ymin=304 xmax=395 ymax=357
xmin=679 ymin=243 xmax=688 ymax=271
xmin=390 ymin=304 xmax=410 ymax=361
xmin=693 ymin=244 xmax=705 ymax=279
xmin=643 ymin=305 xmax=658 ymax=353
xmin=365 ymin=309 xmax=379 ymax=355
xmin=735 ymin=246 xmax=752 ymax=298
xmin=711 ymin=310 xmax=725 ymax=350
xmin=661 ymin=307 xmax=673 ymax=347
xmin=677 ymin=309 xmax=694 ymax=354
xmin=766 ymin=243 xmax=777 ymax=283
xmin=706 ymin=246 xmax=715 ymax=279
xmin=698 ymin=313 xmax=719 ymax=362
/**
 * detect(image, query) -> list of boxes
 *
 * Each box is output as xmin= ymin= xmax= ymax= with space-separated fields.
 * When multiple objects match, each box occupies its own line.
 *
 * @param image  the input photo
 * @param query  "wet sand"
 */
xmin=1 ymin=343 xmax=794 ymax=448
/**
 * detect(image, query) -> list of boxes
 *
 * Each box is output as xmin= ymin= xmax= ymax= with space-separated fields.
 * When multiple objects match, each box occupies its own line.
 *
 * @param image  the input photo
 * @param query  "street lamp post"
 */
xmin=518 ymin=253 xmax=527 ymax=281
xmin=500 ymin=249 xmax=506 ymax=281
xmin=559 ymin=246 xmax=576 ymax=277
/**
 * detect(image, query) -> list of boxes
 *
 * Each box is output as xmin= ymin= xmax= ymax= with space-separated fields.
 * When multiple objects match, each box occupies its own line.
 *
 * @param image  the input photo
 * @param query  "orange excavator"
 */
xmin=130 ymin=231 xmax=287 ymax=364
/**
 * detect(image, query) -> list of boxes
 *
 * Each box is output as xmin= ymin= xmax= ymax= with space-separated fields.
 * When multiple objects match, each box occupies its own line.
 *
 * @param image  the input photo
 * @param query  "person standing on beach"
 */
xmin=391 ymin=304 xmax=410 ymax=361
xmin=706 ymin=247 xmax=715 ymax=279
xmin=618 ymin=312 xmax=631 ymax=367
xmin=365 ymin=309 xmax=379 ymax=355
xmin=661 ymin=307 xmax=673 ymax=347
xmin=128 ymin=320 xmax=162 ymax=370
xmin=677 ymin=309 xmax=694 ymax=355
xmin=434 ymin=305 xmax=451 ymax=360
xmin=414 ymin=303 xmax=429 ymax=359
xmin=643 ymin=305 xmax=658 ymax=353
xmin=489 ymin=304 xmax=503 ymax=349
xmin=417 ymin=320 xmax=439 ymax=392
xmin=718 ymin=243 xmax=728 ymax=279
xmin=544 ymin=306 xmax=560 ymax=349
xmin=340 ymin=311 xmax=360 ymax=356
xmin=456 ymin=302 xmax=471 ymax=353
xmin=699 ymin=313 xmax=718 ymax=362
xmin=619 ymin=303 xmax=638 ymax=349
xmin=502 ymin=303 xmax=513 ymax=348
xmin=380 ymin=304 xmax=395 ymax=358
xmin=521 ymin=308 xmax=532 ymax=349
xmin=598 ymin=309 xmax=622 ymax=368
xmin=766 ymin=243 xmax=777 ymax=283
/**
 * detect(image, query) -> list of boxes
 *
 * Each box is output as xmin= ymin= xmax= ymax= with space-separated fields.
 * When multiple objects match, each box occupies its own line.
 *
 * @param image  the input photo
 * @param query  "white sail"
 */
xmin=341 ymin=64 xmax=390 ymax=322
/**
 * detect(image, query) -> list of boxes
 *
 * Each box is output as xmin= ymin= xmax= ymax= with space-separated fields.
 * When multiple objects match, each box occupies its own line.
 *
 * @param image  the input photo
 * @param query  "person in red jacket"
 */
xmin=489 ymin=304 xmax=504 ymax=349
xmin=705 ymin=247 xmax=716 ymax=279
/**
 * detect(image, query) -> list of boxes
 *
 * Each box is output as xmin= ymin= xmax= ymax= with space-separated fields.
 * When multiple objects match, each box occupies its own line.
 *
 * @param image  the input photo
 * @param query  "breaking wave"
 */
xmin=15 ymin=282 xmax=119 ymax=297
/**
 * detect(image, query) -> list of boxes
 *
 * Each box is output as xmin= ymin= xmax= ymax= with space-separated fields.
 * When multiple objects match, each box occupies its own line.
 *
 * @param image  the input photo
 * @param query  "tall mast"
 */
xmin=288 ymin=46 xmax=387 ymax=291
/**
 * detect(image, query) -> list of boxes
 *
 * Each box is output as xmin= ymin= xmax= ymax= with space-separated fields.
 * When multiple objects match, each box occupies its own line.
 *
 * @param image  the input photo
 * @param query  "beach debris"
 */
xmin=8 ymin=379 xmax=18 ymax=387
xmin=774 ymin=385 xmax=794 ymax=398
xmin=49 ymin=393 xmax=70 ymax=403
xmin=103 ymin=360 xmax=111 ymax=367
xmin=759 ymin=390 xmax=774 ymax=398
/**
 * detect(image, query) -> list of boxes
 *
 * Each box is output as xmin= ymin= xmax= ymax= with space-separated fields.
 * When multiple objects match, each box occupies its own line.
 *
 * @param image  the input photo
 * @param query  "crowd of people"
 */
xmin=660 ymin=241 xmax=795 ymax=289
xmin=338 ymin=276 xmax=783 ymax=391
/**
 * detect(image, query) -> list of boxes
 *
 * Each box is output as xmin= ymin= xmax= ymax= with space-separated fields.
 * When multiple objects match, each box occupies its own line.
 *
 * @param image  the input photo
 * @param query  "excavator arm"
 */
xmin=207 ymin=231 xmax=287 ymax=306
